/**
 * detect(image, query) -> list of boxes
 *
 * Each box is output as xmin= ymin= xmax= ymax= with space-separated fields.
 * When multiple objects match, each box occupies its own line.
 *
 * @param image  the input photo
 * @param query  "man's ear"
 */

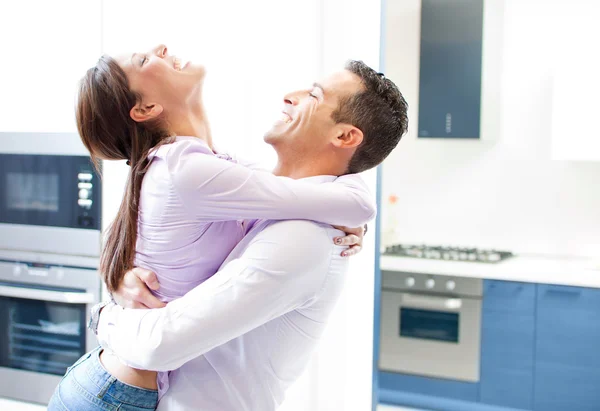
xmin=130 ymin=102 xmax=164 ymax=123
xmin=332 ymin=124 xmax=363 ymax=149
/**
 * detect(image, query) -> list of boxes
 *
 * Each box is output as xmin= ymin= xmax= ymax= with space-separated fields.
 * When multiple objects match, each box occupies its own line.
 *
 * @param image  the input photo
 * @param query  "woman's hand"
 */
xmin=333 ymin=224 xmax=367 ymax=257
xmin=112 ymin=268 xmax=166 ymax=309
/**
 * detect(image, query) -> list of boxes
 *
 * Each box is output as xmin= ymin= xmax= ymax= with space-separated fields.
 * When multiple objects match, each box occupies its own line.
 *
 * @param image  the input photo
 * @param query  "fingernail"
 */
xmin=342 ymin=252 xmax=347 ymax=257
xmin=335 ymin=238 xmax=342 ymax=244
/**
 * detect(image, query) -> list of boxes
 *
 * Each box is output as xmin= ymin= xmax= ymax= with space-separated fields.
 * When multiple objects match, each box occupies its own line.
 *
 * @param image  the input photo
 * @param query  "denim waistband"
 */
xmin=74 ymin=346 xmax=158 ymax=409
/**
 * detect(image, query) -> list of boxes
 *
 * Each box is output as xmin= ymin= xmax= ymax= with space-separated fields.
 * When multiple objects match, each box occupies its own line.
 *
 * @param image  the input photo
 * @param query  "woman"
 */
xmin=48 ymin=44 xmax=373 ymax=411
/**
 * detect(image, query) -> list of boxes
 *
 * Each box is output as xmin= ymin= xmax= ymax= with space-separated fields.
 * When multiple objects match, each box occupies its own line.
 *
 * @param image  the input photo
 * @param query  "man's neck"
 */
xmin=273 ymin=154 xmax=346 ymax=179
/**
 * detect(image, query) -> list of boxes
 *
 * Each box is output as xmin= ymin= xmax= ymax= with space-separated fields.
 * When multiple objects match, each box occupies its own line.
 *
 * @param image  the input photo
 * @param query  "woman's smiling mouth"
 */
xmin=173 ymin=57 xmax=189 ymax=71
xmin=280 ymin=112 xmax=292 ymax=123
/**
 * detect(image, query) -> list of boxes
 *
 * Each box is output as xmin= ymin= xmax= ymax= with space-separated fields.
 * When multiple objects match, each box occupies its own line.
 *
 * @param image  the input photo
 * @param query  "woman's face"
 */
xmin=117 ymin=44 xmax=205 ymax=118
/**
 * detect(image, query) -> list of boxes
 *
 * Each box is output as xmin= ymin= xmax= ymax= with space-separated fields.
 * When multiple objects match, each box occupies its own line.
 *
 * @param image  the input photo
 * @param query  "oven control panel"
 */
xmin=77 ymin=173 xmax=93 ymax=205
xmin=74 ymin=167 xmax=100 ymax=229
xmin=382 ymin=271 xmax=483 ymax=298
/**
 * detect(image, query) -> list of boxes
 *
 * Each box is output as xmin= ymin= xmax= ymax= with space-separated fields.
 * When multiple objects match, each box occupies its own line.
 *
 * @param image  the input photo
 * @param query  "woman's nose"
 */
xmin=154 ymin=44 xmax=168 ymax=58
xmin=283 ymin=92 xmax=299 ymax=106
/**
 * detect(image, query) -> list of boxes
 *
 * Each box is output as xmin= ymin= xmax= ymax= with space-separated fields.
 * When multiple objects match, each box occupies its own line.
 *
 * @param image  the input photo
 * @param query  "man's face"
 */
xmin=264 ymin=69 xmax=364 ymax=153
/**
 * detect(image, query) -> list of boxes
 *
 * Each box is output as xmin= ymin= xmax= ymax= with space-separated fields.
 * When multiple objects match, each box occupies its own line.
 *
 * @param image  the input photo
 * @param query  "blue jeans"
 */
xmin=47 ymin=346 xmax=158 ymax=411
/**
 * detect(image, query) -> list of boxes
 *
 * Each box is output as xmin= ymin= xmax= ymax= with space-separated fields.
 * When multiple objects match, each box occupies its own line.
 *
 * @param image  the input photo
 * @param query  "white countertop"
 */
xmin=380 ymin=254 xmax=600 ymax=288
xmin=377 ymin=405 xmax=425 ymax=411
xmin=0 ymin=398 xmax=46 ymax=411
xmin=0 ymin=397 xmax=421 ymax=411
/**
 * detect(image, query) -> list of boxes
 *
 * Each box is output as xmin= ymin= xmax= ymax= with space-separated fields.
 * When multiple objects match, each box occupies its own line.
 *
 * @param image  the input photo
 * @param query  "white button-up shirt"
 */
xmin=97 ymin=176 xmax=350 ymax=410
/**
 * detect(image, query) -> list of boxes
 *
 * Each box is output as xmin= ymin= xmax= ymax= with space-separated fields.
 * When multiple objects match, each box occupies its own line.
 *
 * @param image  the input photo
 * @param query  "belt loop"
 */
xmin=97 ymin=375 xmax=117 ymax=399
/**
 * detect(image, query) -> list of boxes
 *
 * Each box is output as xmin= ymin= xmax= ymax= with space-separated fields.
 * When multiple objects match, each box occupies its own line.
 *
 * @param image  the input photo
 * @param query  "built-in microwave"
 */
xmin=0 ymin=132 xmax=101 ymax=257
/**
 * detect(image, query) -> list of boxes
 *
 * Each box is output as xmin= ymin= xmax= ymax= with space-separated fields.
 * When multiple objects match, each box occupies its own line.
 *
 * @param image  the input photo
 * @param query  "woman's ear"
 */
xmin=333 ymin=125 xmax=364 ymax=149
xmin=130 ymin=102 xmax=164 ymax=123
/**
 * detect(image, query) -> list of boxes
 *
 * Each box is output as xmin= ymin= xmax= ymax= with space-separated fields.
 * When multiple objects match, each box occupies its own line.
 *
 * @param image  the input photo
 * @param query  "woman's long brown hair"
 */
xmin=76 ymin=56 xmax=172 ymax=292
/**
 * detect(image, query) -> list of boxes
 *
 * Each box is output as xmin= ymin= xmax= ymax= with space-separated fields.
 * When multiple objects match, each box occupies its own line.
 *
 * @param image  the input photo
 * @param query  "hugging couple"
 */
xmin=48 ymin=44 xmax=408 ymax=411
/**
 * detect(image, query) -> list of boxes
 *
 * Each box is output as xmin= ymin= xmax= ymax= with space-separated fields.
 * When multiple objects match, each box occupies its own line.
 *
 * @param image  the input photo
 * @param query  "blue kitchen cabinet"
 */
xmin=479 ymin=280 xmax=536 ymax=410
xmin=534 ymin=285 xmax=600 ymax=411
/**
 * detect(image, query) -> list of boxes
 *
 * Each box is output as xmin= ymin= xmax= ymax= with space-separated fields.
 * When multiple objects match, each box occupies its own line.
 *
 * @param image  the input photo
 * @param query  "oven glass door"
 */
xmin=0 ymin=153 xmax=101 ymax=230
xmin=0 ymin=284 xmax=87 ymax=376
xmin=400 ymin=307 xmax=460 ymax=343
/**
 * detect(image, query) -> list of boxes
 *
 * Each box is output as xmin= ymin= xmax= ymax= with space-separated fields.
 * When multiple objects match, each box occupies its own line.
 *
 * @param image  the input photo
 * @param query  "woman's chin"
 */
xmin=185 ymin=63 xmax=206 ymax=79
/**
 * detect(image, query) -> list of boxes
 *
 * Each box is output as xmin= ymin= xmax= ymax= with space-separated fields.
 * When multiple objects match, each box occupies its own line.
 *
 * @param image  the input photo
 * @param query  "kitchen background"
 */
xmin=381 ymin=0 xmax=600 ymax=257
xmin=0 ymin=0 xmax=598 ymax=410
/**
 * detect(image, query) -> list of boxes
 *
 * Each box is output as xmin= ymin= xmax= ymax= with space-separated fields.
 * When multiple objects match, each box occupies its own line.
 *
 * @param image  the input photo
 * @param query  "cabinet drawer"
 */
xmin=534 ymin=362 xmax=600 ymax=411
xmin=537 ymin=284 xmax=600 ymax=312
xmin=484 ymin=280 xmax=535 ymax=314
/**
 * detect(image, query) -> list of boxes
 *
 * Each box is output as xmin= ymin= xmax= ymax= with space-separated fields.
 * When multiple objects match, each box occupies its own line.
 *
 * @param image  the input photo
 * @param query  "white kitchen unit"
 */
xmin=551 ymin=1 xmax=600 ymax=162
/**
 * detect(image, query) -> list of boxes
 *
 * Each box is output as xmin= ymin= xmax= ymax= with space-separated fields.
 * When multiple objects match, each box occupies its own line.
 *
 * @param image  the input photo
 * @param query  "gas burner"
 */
xmin=383 ymin=244 xmax=513 ymax=264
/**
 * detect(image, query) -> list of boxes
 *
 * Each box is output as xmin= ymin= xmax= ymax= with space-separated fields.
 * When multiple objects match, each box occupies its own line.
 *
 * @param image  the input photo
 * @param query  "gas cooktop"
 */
xmin=383 ymin=244 xmax=514 ymax=264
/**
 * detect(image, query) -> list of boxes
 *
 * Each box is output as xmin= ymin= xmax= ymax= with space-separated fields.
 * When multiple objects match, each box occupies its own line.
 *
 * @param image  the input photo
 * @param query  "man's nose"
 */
xmin=153 ymin=44 xmax=168 ymax=58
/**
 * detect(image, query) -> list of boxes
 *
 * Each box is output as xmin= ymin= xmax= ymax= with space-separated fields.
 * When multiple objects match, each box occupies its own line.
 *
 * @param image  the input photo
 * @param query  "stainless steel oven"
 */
xmin=0 ymin=250 xmax=101 ymax=404
xmin=0 ymin=132 xmax=102 ymax=257
xmin=379 ymin=271 xmax=482 ymax=382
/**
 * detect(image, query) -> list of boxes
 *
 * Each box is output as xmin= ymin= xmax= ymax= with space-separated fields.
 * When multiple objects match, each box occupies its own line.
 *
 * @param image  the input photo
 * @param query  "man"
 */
xmin=92 ymin=60 xmax=408 ymax=410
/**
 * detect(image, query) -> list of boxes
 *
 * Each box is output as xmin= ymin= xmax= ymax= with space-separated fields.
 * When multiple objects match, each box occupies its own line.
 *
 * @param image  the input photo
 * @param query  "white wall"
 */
xmin=381 ymin=0 xmax=600 ymax=258
xmin=0 ymin=0 xmax=102 ymax=133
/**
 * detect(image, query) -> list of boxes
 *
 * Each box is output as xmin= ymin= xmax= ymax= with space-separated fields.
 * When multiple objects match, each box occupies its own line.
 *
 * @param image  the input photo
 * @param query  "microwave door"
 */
xmin=0 ymin=153 xmax=101 ymax=257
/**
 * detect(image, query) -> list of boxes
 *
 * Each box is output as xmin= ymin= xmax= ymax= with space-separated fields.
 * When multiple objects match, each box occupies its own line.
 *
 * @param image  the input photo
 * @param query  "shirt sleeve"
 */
xmin=230 ymin=152 xmax=271 ymax=172
xmin=96 ymin=221 xmax=344 ymax=371
xmin=166 ymin=138 xmax=375 ymax=227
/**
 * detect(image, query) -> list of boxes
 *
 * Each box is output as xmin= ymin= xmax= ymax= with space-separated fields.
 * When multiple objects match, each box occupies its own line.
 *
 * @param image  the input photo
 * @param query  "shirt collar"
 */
xmin=147 ymin=136 xmax=217 ymax=161
xmin=298 ymin=175 xmax=338 ymax=184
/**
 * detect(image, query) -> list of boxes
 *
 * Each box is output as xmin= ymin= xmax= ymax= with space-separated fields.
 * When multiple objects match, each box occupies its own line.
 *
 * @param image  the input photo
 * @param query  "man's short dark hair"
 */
xmin=333 ymin=60 xmax=408 ymax=174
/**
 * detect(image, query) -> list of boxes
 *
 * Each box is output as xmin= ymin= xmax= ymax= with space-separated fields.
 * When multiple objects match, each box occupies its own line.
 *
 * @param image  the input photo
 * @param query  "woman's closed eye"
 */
xmin=140 ymin=56 xmax=148 ymax=66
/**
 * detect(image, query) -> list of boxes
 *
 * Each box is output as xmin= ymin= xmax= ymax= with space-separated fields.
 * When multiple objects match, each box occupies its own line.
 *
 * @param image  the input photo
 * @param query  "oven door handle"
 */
xmin=0 ymin=285 xmax=95 ymax=304
xmin=401 ymin=293 xmax=463 ymax=310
